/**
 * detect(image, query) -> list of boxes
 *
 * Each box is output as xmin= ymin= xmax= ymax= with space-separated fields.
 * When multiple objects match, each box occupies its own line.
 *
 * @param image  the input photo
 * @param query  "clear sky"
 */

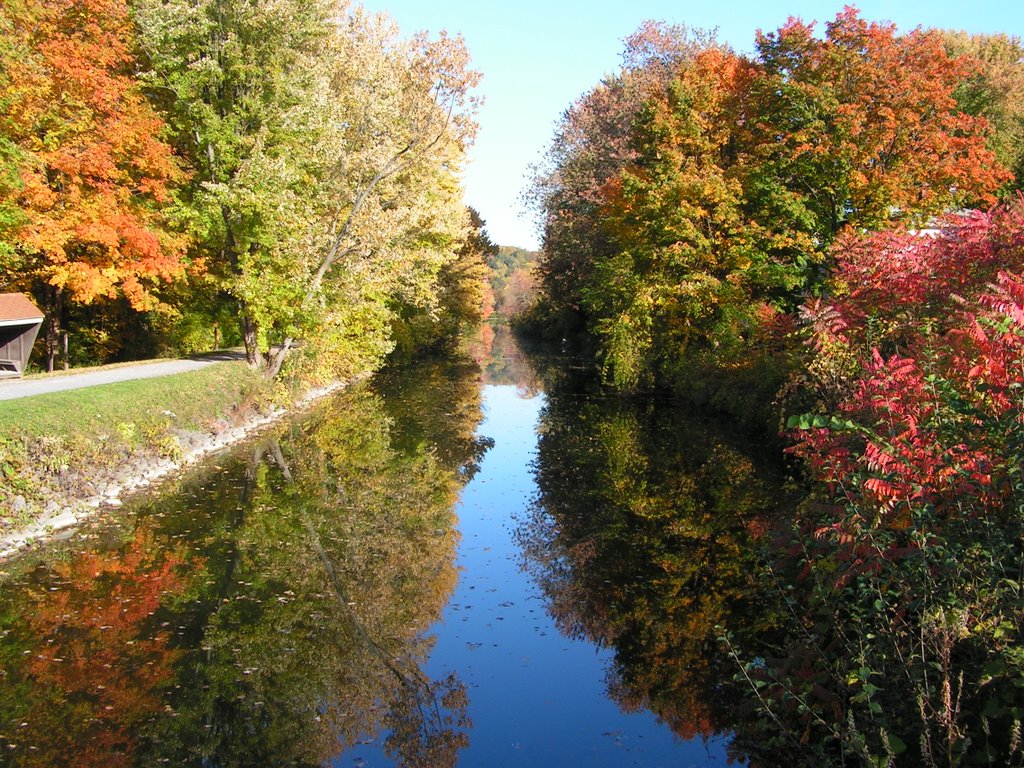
xmin=360 ymin=0 xmax=1024 ymax=249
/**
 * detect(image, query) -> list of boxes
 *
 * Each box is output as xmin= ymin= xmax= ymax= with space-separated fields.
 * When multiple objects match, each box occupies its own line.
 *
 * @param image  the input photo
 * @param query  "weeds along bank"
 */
xmin=0 ymin=361 xmax=359 ymax=558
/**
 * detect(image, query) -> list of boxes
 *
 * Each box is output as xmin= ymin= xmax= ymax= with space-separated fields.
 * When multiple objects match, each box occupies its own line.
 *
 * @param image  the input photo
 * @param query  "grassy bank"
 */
xmin=1 ymin=361 xmax=272 ymax=533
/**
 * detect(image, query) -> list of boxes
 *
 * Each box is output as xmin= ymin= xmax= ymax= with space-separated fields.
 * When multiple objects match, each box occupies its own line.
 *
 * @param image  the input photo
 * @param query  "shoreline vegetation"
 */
xmin=521 ymin=11 xmax=1024 ymax=765
xmin=0 ymin=0 xmax=504 ymax=558
xmin=0 ymin=361 xmax=365 ymax=559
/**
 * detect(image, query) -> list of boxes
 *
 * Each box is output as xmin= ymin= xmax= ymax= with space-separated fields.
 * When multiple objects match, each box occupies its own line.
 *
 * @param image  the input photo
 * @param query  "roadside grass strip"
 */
xmin=0 ymin=362 xmax=268 ymax=532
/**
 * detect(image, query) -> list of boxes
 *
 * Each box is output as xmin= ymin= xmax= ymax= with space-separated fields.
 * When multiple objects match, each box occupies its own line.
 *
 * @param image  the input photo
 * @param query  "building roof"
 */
xmin=0 ymin=293 xmax=44 ymax=326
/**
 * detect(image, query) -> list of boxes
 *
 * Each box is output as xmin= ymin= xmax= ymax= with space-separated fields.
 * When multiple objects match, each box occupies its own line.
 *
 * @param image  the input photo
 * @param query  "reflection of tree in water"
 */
xmin=154 ymin=365 xmax=484 ymax=767
xmin=0 ymin=529 xmax=189 ymax=767
xmin=521 ymin=365 xmax=1024 ymax=767
xmin=373 ymin=356 xmax=494 ymax=482
xmin=466 ymin=323 xmax=560 ymax=394
xmin=262 ymin=424 xmax=471 ymax=768
xmin=520 ymin=384 xmax=788 ymax=742
xmin=0 ymin=359 xmax=487 ymax=767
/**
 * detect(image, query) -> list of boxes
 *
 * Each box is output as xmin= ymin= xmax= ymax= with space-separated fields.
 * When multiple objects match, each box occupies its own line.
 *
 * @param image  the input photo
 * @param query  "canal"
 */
xmin=2 ymin=332 xmax=775 ymax=766
xmin=8 ymin=330 xmax=1018 ymax=766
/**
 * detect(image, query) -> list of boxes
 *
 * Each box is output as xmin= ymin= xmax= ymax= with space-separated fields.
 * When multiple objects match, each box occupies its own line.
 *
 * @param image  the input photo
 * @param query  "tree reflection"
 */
xmin=523 ymin=365 xmax=1024 ymax=766
xmin=0 ymin=530 xmax=188 ymax=767
xmin=470 ymin=325 xmax=546 ymax=393
xmin=521 ymin=384 xmax=788 ymax=742
xmin=0 ymin=359 xmax=487 ymax=767
xmin=373 ymin=356 xmax=495 ymax=481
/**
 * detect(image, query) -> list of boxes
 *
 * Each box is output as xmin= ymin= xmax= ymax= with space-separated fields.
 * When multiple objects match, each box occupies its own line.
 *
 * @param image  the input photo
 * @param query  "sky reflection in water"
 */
xmin=339 ymin=383 xmax=731 ymax=767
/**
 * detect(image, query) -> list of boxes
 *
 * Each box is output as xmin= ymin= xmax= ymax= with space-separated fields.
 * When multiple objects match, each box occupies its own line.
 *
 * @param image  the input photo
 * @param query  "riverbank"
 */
xmin=0 ymin=362 xmax=364 ymax=559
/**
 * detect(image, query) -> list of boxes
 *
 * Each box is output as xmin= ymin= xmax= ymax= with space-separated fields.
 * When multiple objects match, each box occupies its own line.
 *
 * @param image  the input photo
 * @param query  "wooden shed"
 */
xmin=0 ymin=293 xmax=44 ymax=378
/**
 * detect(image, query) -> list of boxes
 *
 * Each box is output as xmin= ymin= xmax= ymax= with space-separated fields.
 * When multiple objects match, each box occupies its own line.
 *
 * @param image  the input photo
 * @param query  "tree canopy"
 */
xmin=530 ymin=9 xmax=1015 ymax=395
xmin=0 ymin=0 xmax=487 ymax=375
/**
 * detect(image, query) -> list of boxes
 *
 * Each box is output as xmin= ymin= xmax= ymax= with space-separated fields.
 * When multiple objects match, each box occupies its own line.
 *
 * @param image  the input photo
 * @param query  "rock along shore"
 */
xmin=0 ymin=376 xmax=363 ymax=560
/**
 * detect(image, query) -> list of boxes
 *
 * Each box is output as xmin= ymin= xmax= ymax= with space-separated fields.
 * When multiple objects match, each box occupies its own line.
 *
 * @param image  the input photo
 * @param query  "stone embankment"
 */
xmin=0 ymin=378 xmax=359 ymax=560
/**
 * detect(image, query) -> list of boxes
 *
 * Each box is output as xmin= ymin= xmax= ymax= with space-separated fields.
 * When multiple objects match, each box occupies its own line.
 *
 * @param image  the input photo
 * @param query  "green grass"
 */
xmin=0 ymin=361 xmax=262 ymax=437
xmin=1 ymin=361 xmax=270 ymax=531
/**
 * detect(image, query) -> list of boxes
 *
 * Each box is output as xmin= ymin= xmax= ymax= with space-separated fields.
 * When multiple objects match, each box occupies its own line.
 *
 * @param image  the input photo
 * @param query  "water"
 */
xmin=341 ymin=382 xmax=730 ymax=767
xmin=0 ymin=335 xmax=781 ymax=766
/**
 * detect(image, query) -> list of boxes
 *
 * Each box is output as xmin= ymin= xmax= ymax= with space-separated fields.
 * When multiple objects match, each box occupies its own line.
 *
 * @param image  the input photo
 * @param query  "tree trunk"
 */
xmin=45 ymin=319 xmax=56 ymax=373
xmin=239 ymin=308 xmax=262 ymax=369
xmin=44 ymin=286 xmax=63 ymax=373
xmin=265 ymin=336 xmax=293 ymax=379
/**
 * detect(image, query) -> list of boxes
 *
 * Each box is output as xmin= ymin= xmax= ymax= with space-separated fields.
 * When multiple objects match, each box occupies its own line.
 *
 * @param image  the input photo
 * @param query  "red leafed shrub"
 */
xmin=791 ymin=349 xmax=1005 ymax=524
xmin=825 ymin=201 xmax=1024 ymax=349
xmin=791 ymin=199 xmax=1024 ymax=529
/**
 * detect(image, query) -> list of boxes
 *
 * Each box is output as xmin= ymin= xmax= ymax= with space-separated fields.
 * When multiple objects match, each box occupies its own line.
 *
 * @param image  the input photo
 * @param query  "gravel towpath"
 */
xmin=0 ymin=353 xmax=244 ymax=401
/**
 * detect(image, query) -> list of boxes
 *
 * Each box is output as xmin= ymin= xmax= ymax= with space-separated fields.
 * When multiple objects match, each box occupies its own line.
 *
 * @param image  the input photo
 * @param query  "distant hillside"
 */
xmin=487 ymin=246 xmax=539 ymax=320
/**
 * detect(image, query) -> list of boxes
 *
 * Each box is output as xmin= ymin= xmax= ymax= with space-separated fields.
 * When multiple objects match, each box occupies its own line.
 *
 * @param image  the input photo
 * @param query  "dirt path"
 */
xmin=0 ymin=352 xmax=245 ymax=401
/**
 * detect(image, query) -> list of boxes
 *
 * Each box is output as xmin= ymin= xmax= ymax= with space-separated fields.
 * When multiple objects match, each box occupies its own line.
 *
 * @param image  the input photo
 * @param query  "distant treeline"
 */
xmin=486 ymin=245 xmax=539 ymax=322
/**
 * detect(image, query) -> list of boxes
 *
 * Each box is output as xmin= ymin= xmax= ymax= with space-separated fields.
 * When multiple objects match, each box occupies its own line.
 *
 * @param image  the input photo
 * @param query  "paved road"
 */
xmin=0 ymin=352 xmax=245 ymax=401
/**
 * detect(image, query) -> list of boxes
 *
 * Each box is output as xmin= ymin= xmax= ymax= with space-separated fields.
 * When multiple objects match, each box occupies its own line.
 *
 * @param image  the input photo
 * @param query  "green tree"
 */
xmin=133 ymin=0 xmax=479 ymax=377
xmin=132 ymin=0 xmax=336 ymax=370
xmin=389 ymin=205 xmax=496 ymax=357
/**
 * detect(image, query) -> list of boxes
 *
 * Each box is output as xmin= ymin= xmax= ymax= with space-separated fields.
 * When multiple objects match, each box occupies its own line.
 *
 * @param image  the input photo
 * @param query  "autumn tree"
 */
xmin=942 ymin=30 xmax=1024 ymax=192
xmin=500 ymin=266 xmax=537 ymax=321
xmin=742 ymin=8 xmax=1008 ymax=243
xmin=0 ymin=0 xmax=187 ymax=369
xmin=531 ymin=9 xmax=1009 ymax=398
xmin=528 ymin=22 xmax=711 ymax=337
xmin=589 ymin=44 xmax=750 ymax=388
xmin=422 ymin=206 xmax=496 ymax=347
xmin=753 ymin=201 xmax=1024 ymax=766
xmin=133 ymin=0 xmax=479 ymax=377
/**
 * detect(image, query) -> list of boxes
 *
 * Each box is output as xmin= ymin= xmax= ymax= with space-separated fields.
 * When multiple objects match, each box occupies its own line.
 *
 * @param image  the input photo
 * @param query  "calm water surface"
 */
xmin=0 ymin=336 xmax=781 ymax=766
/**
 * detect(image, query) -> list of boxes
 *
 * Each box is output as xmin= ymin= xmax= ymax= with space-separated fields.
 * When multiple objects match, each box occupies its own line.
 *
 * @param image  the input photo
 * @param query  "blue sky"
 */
xmin=360 ymin=0 xmax=1024 ymax=249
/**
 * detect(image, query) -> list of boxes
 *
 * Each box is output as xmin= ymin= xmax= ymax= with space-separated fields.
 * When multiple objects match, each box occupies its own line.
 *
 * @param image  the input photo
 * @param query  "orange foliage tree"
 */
xmin=0 ymin=0 xmax=187 ymax=367
xmin=0 ymin=529 xmax=187 ymax=767
xmin=743 ymin=7 xmax=1009 ymax=241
